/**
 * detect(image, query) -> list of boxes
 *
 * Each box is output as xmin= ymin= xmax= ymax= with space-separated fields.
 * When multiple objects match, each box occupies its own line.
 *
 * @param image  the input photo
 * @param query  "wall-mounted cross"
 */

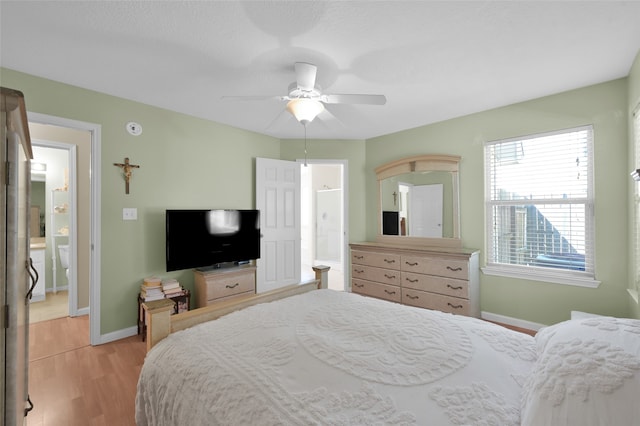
xmin=113 ymin=157 xmax=140 ymax=194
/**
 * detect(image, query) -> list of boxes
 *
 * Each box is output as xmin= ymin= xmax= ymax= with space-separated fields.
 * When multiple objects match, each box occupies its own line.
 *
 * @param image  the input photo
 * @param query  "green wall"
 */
xmin=368 ymin=79 xmax=630 ymax=325
xmin=2 ymin=62 xmax=638 ymax=337
xmin=1 ymin=68 xmax=280 ymax=335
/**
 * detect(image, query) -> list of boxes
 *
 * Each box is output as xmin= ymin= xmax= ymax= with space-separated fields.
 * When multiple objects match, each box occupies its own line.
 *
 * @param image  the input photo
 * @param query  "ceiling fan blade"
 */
xmin=321 ymin=94 xmax=387 ymax=105
xmin=295 ymin=62 xmax=317 ymax=92
xmin=221 ymin=95 xmax=285 ymax=102
xmin=316 ymin=107 xmax=347 ymax=131
xmin=264 ymin=108 xmax=295 ymax=131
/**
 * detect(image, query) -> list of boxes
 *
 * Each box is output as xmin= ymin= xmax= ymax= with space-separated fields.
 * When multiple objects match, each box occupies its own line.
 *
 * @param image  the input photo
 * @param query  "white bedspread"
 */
xmin=136 ymin=290 xmax=535 ymax=425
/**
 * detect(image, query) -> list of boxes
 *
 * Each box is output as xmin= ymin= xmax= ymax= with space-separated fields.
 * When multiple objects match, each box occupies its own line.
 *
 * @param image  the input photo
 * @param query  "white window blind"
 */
xmin=633 ymin=104 xmax=640 ymax=293
xmin=484 ymin=125 xmax=596 ymax=285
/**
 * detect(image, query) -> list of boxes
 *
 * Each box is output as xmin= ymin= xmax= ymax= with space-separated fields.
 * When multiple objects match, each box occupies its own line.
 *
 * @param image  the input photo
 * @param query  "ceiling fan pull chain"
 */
xmin=304 ymin=123 xmax=308 ymax=167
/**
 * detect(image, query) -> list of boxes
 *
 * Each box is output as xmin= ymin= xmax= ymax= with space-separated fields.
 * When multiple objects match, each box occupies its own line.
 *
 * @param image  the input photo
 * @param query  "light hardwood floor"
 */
xmin=29 ymin=290 xmax=69 ymax=323
xmin=27 ymin=316 xmax=146 ymax=426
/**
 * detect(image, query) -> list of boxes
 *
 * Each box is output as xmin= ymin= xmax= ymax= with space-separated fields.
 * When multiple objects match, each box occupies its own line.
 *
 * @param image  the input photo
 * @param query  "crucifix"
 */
xmin=113 ymin=157 xmax=140 ymax=194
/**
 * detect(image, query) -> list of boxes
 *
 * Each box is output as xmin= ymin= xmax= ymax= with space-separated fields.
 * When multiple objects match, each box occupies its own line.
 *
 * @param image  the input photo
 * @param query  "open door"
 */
xmin=2 ymin=87 xmax=34 ymax=425
xmin=409 ymin=183 xmax=443 ymax=237
xmin=255 ymin=158 xmax=301 ymax=293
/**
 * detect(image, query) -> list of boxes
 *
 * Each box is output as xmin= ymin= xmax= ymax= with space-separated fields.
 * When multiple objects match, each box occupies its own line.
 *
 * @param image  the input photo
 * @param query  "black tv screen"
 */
xmin=166 ymin=209 xmax=260 ymax=272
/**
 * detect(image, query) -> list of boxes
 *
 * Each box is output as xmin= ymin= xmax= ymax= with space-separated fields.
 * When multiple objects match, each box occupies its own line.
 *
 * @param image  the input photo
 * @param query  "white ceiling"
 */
xmin=1 ymin=1 xmax=640 ymax=140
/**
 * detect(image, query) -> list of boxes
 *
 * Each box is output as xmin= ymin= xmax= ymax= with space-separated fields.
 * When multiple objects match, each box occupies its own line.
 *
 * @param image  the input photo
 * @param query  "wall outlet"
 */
xmin=123 ymin=208 xmax=137 ymax=221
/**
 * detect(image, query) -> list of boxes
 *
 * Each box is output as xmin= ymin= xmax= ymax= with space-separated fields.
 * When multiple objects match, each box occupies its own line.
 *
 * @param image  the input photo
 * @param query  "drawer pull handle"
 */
xmin=448 ymin=302 xmax=463 ymax=309
xmin=384 ymin=290 xmax=396 ymax=295
xmin=405 ymin=294 xmax=419 ymax=300
xmin=447 ymin=284 xmax=463 ymax=290
xmin=354 ymin=255 xmax=364 ymax=260
xmin=225 ymin=283 xmax=239 ymax=289
xmin=406 ymin=278 xmax=419 ymax=283
xmin=446 ymin=266 xmax=463 ymax=272
xmin=384 ymin=274 xmax=396 ymax=279
xmin=354 ymin=268 xmax=364 ymax=274
xmin=384 ymin=259 xmax=396 ymax=264
xmin=354 ymin=283 xmax=364 ymax=288
xmin=405 ymin=261 xmax=418 ymax=266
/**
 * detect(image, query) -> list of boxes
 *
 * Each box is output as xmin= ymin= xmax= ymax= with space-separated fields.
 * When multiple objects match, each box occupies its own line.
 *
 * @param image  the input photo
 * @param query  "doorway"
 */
xmin=29 ymin=143 xmax=75 ymax=322
xmin=300 ymin=160 xmax=347 ymax=291
xmin=27 ymin=113 xmax=101 ymax=346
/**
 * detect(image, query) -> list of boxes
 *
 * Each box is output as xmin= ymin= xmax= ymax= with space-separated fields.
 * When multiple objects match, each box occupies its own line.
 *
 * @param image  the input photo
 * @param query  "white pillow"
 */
xmin=521 ymin=316 xmax=640 ymax=426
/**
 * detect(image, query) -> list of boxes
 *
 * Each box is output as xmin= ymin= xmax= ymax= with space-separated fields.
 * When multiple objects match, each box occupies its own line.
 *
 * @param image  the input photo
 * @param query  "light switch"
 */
xmin=123 ymin=208 xmax=137 ymax=221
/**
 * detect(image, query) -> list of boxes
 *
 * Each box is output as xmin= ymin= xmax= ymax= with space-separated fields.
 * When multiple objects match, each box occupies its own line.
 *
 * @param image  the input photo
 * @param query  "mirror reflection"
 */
xmin=30 ymin=178 xmax=46 ymax=237
xmin=380 ymin=171 xmax=455 ymax=237
xmin=376 ymin=154 xmax=460 ymax=243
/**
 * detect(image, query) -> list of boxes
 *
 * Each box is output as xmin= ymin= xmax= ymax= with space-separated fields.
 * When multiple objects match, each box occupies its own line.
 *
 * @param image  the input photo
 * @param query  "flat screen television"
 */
xmin=165 ymin=209 xmax=260 ymax=272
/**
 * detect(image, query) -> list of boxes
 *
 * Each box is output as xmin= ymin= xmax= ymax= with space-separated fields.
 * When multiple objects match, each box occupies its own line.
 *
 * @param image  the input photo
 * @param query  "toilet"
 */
xmin=58 ymin=244 xmax=70 ymax=279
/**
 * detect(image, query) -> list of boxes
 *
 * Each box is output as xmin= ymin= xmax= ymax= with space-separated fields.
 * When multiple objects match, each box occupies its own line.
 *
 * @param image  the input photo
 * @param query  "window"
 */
xmin=484 ymin=125 xmax=598 ymax=287
xmin=632 ymin=104 xmax=640 ymax=298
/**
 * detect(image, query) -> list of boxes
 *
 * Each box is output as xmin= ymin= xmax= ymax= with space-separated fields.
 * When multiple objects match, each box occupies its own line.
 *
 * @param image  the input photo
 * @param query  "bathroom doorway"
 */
xmin=29 ymin=141 xmax=77 ymax=322
xmin=300 ymin=160 xmax=347 ymax=291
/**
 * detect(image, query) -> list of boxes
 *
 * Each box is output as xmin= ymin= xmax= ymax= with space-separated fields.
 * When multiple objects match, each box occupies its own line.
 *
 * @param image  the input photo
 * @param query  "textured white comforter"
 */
xmin=136 ymin=289 xmax=535 ymax=425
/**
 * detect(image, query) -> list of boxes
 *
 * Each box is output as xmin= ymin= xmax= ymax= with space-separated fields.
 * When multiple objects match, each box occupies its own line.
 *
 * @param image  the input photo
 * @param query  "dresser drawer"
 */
xmin=352 ymin=279 xmax=401 ymax=303
xmin=402 ymin=288 xmax=469 ymax=315
xmin=401 ymin=272 xmax=469 ymax=299
xmin=351 ymin=250 xmax=401 ymax=270
xmin=206 ymin=270 xmax=255 ymax=300
xmin=206 ymin=290 xmax=255 ymax=305
xmin=401 ymin=255 xmax=468 ymax=280
xmin=351 ymin=264 xmax=400 ymax=286
xmin=194 ymin=268 xmax=257 ymax=308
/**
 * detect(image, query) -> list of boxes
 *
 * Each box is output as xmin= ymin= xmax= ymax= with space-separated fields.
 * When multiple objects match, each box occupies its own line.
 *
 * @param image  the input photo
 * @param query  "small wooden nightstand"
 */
xmin=137 ymin=290 xmax=190 ymax=341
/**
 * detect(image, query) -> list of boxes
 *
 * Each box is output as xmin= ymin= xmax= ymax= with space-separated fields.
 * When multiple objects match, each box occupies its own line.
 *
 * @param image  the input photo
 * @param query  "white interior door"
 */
xmin=255 ymin=158 xmax=301 ymax=293
xmin=409 ymin=184 xmax=443 ymax=237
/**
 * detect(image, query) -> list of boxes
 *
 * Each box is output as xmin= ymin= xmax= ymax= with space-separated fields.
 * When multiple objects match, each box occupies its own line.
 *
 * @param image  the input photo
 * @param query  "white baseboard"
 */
xmin=481 ymin=311 xmax=545 ymax=332
xmin=97 ymin=326 xmax=138 ymax=345
xmin=74 ymin=306 xmax=89 ymax=316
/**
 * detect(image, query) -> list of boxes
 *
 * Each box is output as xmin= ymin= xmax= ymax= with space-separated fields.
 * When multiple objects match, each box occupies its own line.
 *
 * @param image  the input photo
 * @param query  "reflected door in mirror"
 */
xmin=409 ymin=184 xmax=443 ymax=237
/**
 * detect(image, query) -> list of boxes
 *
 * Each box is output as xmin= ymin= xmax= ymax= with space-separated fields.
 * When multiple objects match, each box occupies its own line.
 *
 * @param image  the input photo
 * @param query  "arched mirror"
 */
xmin=376 ymin=154 xmax=461 ymax=248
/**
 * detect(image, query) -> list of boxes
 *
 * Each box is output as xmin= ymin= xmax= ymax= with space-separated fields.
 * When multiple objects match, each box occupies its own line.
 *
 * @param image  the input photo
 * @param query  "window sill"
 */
xmin=482 ymin=265 xmax=601 ymax=288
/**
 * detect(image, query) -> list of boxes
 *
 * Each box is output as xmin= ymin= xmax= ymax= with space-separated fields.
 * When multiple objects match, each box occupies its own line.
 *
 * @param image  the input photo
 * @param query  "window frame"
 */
xmin=631 ymin=103 xmax=640 ymax=301
xmin=482 ymin=125 xmax=600 ymax=288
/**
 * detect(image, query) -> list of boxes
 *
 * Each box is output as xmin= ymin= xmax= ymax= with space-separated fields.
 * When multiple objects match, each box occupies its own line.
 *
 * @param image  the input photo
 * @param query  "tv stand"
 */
xmin=194 ymin=264 xmax=256 ymax=308
xmin=196 ymin=261 xmax=239 ymax=272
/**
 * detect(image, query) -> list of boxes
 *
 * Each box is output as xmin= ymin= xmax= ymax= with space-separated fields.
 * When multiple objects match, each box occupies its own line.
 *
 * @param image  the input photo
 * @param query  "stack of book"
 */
xmin=162 ymin=279 xmax=186 ymax=298
xmin=140 ymin=276 xmax=164 ymax=301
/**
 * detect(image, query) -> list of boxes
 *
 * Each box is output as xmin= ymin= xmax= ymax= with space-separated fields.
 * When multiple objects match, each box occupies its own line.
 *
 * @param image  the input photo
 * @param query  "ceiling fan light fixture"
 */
xmin=286 ymin=98 xmax=324 ymax=125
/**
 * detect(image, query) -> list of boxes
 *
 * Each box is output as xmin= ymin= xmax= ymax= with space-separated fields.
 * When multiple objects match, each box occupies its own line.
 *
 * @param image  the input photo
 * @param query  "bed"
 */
xmin=135 ymin=286 xmax=640 ymax=425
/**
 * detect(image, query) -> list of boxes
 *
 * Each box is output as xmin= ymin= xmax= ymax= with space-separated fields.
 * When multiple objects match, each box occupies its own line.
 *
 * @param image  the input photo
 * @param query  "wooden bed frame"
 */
xmin=142 ymin=265 xmax=330 ymax=352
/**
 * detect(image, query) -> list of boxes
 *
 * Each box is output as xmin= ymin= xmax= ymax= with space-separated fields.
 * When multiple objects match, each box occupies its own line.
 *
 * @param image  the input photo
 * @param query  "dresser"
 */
xmin=350 ymin=242 xmax=480 ymax=317
xmin=194 ymin=265 xmax=256 ymax=308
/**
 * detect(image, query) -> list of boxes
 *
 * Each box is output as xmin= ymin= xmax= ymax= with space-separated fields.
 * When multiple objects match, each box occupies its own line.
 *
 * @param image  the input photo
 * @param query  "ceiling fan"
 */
xmin=222 ymin=62 xmax=387 ymax=125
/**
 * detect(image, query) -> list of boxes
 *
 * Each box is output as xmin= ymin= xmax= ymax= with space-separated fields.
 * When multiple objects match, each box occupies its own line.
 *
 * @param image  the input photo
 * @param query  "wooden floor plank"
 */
xmin=29 ymin=316 xmax=90 ymax=361
xmin=27 ymin=317 xmax=145 ymax=426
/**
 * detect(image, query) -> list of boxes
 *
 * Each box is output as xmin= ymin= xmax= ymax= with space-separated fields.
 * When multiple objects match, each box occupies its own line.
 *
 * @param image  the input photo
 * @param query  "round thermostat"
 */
xmin=126 ymin=121 xmax=143 ymax=136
